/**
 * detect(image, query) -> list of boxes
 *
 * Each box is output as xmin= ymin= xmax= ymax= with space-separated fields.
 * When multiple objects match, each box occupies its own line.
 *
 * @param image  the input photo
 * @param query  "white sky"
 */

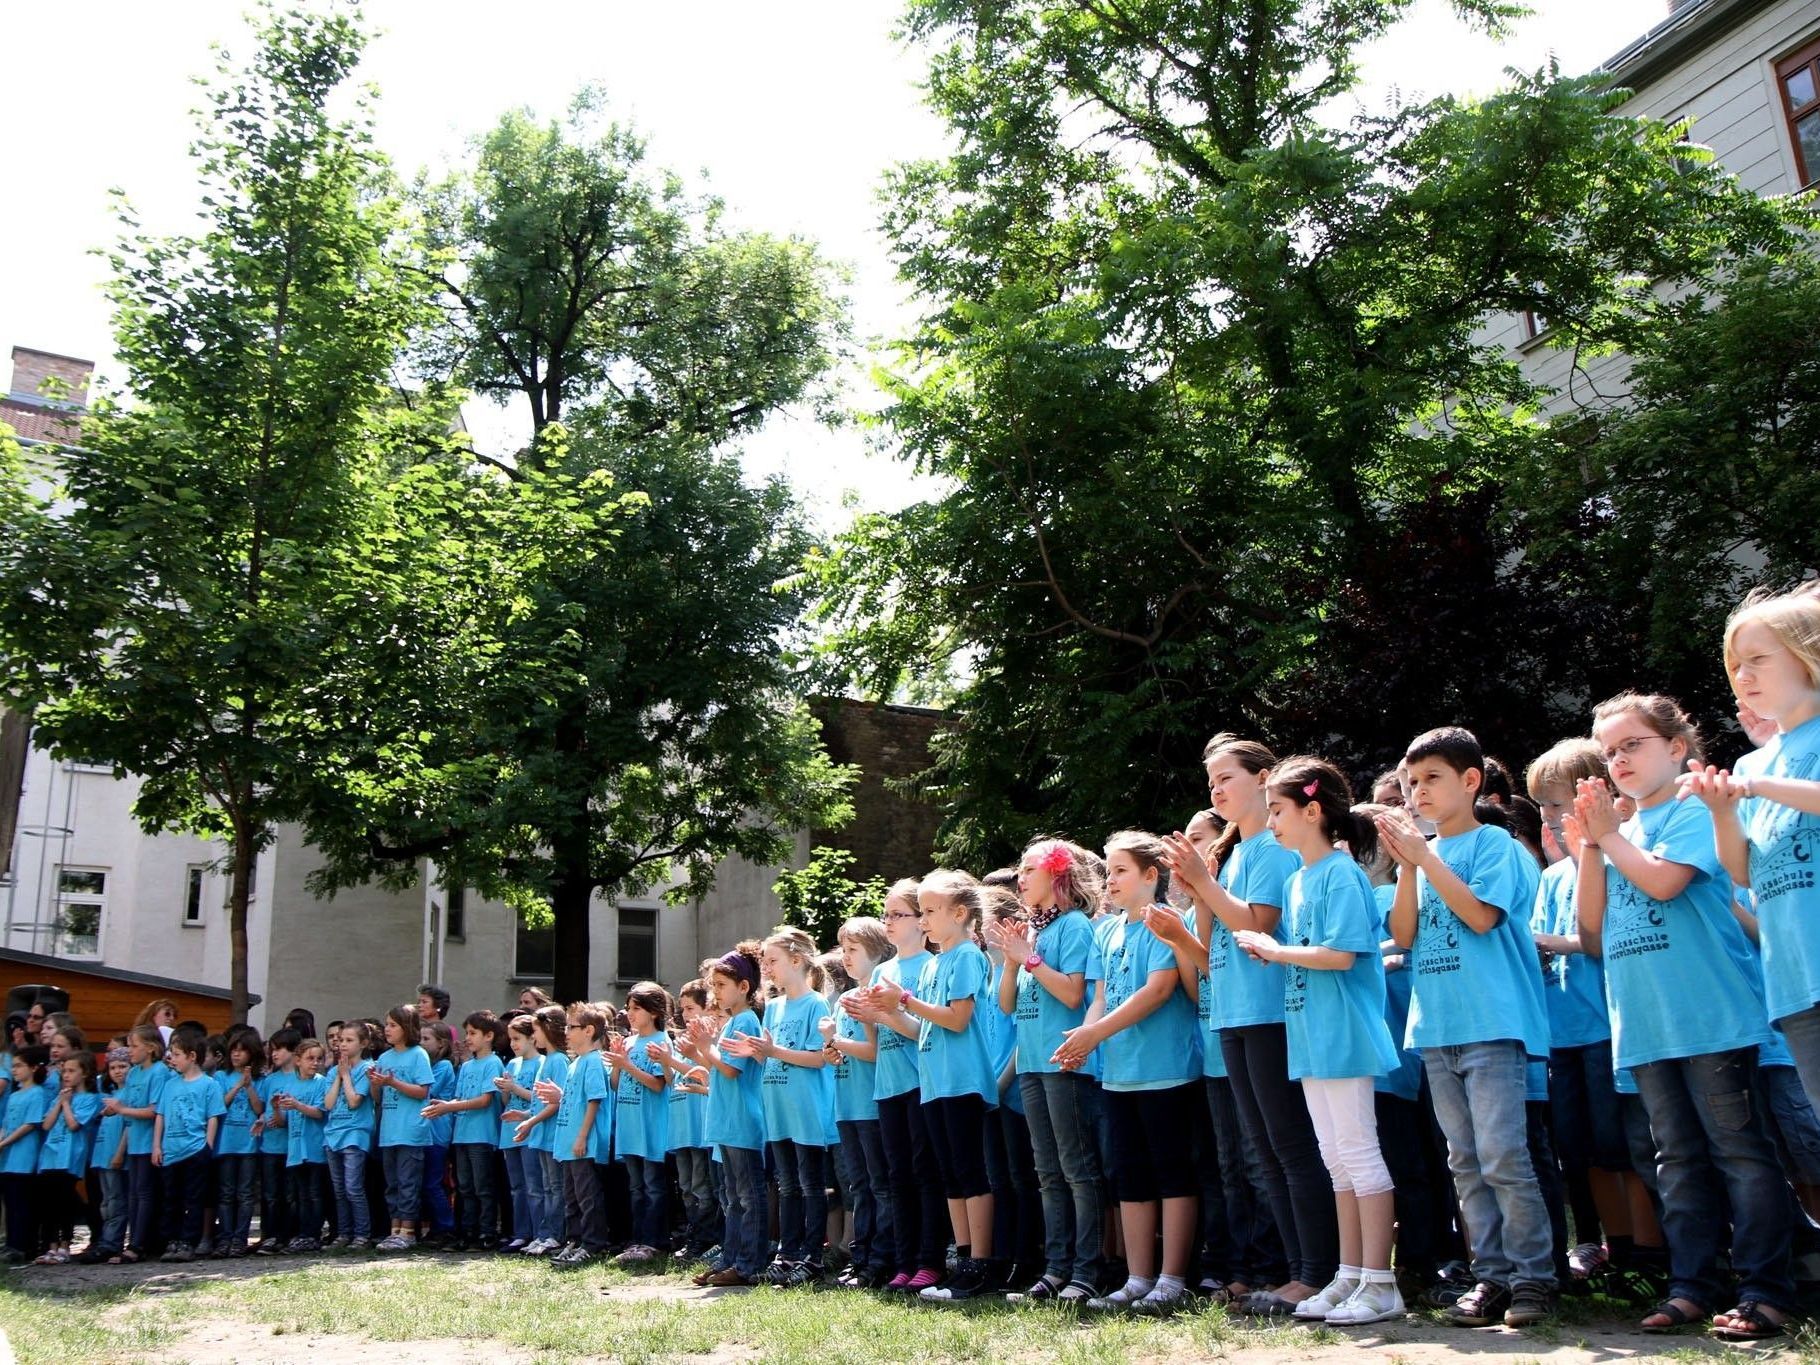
xmin=0 ymin=0 xmax=1667 ymax=526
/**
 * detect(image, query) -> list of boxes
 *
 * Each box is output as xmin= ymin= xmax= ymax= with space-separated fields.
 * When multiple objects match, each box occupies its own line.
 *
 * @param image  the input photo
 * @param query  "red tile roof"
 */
xmin=0 ymin=398 xmax=83 ymax=446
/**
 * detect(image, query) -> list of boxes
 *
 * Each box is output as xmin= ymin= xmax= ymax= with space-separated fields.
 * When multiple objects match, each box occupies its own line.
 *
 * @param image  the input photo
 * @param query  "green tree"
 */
xmin=774 ymin=846 xmax=888 ymax=949
xmin=316 ymin=103 xmax=855 ymax=1002
xmin=0 ymin=6 xmax=443 ymax=1021
xmin=814 ymin=0 xmax=1808 ymax=862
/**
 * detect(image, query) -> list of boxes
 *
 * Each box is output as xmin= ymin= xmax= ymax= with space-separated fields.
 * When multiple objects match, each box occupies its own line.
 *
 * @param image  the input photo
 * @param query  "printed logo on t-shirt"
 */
xmin=1015 ymin=969 xmax=1042 ymax=1022
xmin=1283 ymin=939 xmax=1312 ymax=1013
xmin=1103 ymin=924 xmax=1135 ymax=1011
xmin=1604 ymin=872 xmax=1671 ymax=963
xmin=1415 ymin=884 xmax=1462 ymax=973
xmin=765 ymin=1012 xmax=815 ymax=1082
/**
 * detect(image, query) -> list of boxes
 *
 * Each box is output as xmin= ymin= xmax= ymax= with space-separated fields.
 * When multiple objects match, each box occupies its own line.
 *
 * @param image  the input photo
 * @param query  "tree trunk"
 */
xmin=228 ymin=822 xmax=254 ymax=1025
xmin=550 ymin=869 xmax=592 ymax=1005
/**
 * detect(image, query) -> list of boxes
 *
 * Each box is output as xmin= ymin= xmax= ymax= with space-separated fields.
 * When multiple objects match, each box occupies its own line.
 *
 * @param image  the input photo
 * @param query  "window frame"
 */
xmin=52 ymin=865 xmax=107 ymax=959
xmin=615 ymin=904 xmax=659 ymax=986
xmin=1777 ymin=33 xmax=1820 ymax=190
xmin=182 ymin=864 xmax=207 ymax=927
xmin=514 ymin=916 xmax=556 ymax=982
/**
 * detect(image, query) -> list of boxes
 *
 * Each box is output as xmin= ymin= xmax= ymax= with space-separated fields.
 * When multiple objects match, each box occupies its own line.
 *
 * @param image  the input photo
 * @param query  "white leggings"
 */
xmin=1300 ymin=1076 xmax=1394 ymax=1197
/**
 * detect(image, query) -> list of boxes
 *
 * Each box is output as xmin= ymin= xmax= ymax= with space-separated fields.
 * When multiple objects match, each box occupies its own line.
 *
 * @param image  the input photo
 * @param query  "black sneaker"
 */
xmin=921 ymin=1257 xmax=989 ymax=1301
xmin=1504 ymin=1282 xmax=1557 ymax=1328
xmin=1446 ymin=1281 xmax=1513 ymax=1327
xmin=1007 ymin=1274 xmax=1064 ymax=1304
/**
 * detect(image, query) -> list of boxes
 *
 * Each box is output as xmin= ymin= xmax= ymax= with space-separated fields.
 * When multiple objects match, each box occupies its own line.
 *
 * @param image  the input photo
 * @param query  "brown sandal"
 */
xmin=1640 ymin=1298 xmax=1706 ymax=1333
xmin=1712 ymin=1301 xmax=1786 ymax=1341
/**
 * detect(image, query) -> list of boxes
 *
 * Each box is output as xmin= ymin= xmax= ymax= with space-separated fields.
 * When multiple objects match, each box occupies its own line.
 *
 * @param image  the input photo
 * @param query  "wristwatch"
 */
xmin=1024 ymin=953 xmax=1044 ymax=971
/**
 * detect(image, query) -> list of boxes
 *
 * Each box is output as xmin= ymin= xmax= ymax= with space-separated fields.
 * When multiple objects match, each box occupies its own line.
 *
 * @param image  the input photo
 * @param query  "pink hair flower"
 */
xmin=1041 ymin=843 xmax=1073 ymax=876
xmin=1302 ymin=780 xmax=1320 ymax=797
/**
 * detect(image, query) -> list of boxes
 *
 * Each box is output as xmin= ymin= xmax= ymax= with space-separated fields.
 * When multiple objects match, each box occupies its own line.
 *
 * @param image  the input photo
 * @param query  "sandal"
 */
xmin=1237 ymin=1290 xmax=1299 ymax=1317
xmin=1712 ymin=1301 xmax=1787 ymax=1342
xmin=107 ymin=1250 xmax=140 ymax=1265
xmin=1640 ymin=1298 xmax=1706 ymax=1334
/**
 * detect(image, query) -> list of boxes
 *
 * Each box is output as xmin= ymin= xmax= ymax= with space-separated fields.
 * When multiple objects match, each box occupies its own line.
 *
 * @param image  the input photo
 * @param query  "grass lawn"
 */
xmin=3 ymin=1254 xmax=1816 ymax=1364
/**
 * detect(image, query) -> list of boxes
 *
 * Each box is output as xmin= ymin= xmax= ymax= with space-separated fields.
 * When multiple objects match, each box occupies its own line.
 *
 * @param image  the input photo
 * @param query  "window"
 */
xmin=222 ymin=857 xmax=257 ymax=907
xmin=53 ymin=867 xmax=105 ymax=957
xmin=617 ymin=906 xmax=658 ymax=983
xmin=183 ymin=866 xmax=206 ymax=926
xmin=446 ymin=885 xmax=466 ymax=943
xmin=1780 ymin=36 xmax=1820 ymax=189
xmin=515 ymin=916 xmax=555 ymax=980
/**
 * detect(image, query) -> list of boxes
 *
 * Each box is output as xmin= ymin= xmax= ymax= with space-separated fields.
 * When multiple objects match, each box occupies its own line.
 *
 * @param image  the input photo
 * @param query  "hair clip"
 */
xmin=1041 ymin=844 xmax=1072 ymax=876
xmin=1302 ymin=780 xmax=1320 ymax=797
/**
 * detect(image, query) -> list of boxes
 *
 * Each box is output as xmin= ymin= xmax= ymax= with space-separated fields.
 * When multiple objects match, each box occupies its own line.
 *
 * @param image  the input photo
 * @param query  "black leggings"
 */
xmin=1222 ymin=1023 xmax=1338 ymax=1287
xmin=876 ymin=1089 xmax=948 ymax=1272
xmin=924 ymin=1094 xmax=991 ymax=1200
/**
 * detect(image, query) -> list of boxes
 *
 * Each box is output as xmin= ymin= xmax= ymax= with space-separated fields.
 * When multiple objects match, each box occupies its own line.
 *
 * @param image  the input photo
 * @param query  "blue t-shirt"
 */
xmin=762 ymin=992 xmax=837 ymax=1145
xmin=1013 ymin=910 xmax=1101 ymax=1076
xmin=496 ymin=1054 xmax=537 ymax=1147
xmin=453 ymin=1054 xmax=504 ymax=1146
xmin=373 ymin=1046 xmax=434 ymax=1148
xmin=831 ymin=997 xmax=879 ymax=1123
xmin=1283 ymin=851 xmax=1400 ymax=1081
xmin=284 ymin=1075 xmax=329 ymax=1166
xmin=552 ymin=1050 xmax=610 ymax=1163
xmin=1095 ymin=910 xmax=1201 ymax=1090
xmin=1373 ymin=888 xmax=1424 ymax=1101
xmin=665 ymin=1053 xmax=704 ymax=1151
xmin=1182 ymin=908 xmax=1223 ymax=1079
xmin=121 ymin=1061 xmax=168 ymax=1156
xmin=1403 ymin=823 xmax=1550 ymax=1057
xmin=323 ymin=1061 xmax=374 ymax=1153
xmin=2 ymin=1085 xmax=48 ymax=1174
xmin=94 ymin=1099 xmax=127 ymax=1171
xmin=522 ymin=1051 xmax=569 ymax=1153
xmin=1737 ymin=716 xmax=1820 ymax=1025
xmin=215 ymin=1070 xmax=261 ymax=1156
xmin=1206 ymin=831 xmax=1302 ymax=1030
xmin=38 ymin=1090 xmax=102 ymax=1177
xmin=871 ymin=953 xmax=930 ymax=1101
xmin=982 ymin=964 xmax=1022 ymax=1115
xmin=158 ymin=1072 xmax=226 ymax=1165
xmin=614 ymin=1033 xmax=670 ymax=1161
xmin=916 ymin=942 xmax=999 ymax=1104
xmin=1532 ymin=858 xmax=1612 ymax=1048
xmin=424 ymin=1058 xmax=456 ymax=1146
xmin=256 ymin=1071 xmax=297 ymax=1155
xmin=1600 ymin=798 xmax=1774 ymax=1069
xmin=705 ymin=1009 xmax=766 ymax=1151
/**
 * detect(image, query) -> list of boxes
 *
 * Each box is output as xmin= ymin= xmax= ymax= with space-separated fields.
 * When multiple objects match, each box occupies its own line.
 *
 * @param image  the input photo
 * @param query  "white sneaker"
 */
xmin=1293 ymin=1275 xmax=1361 ymax=1320
xmin=1324 ymin=1279 xmax=1406 ymax=1326
xmin=521 ymin=1238 xmax=549 ymax=1255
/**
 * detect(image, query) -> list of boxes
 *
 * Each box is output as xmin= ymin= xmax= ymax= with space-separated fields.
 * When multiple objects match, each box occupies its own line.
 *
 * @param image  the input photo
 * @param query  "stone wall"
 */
xmin=810 ymin=698 xmax=944 ymax=882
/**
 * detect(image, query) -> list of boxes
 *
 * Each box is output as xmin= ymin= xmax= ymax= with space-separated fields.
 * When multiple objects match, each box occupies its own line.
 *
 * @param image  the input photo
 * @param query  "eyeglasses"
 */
xmin=884 ymin=911 xmax=920 ymax=921
xmin=1600 ymin=735 xmax=1665 ymax=764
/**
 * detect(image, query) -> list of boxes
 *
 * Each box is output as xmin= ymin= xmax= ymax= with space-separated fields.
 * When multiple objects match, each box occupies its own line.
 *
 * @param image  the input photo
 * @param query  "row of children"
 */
xmin=3 ymin=584 xmax=1818 ymax=1346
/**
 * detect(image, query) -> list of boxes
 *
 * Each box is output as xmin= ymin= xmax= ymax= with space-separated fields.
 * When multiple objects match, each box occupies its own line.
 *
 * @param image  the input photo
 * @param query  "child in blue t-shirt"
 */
xmin=426 ymin=1012 xmax=505 ymax=1252
xmin=109 ymin=1025 xmax=169 ymax=1262
xmin=1053 ymin=834 xmax=1201 ymax=1316
xmin=729 ymin=929 xmax=836 ymax=1286
xmin=82 ymin=1046 xmax=132 ymax=1262
xmin=509 ymin=1007 xmax=569 ymax=1255
xmin=606 ymin=983 xmax=672 ymax=1263
xmin=1237 ymin=760 xmax=1402 ymax=1325
xmin=370 ymin=1005 xmax=434 ymax=1252
xmin=418 ymin=1022 xmax=459 ymax=1247
xmin=988 ymin=838 xmax=1106 ymax=1302
xmin=544 ymin=1003 xmax=611 ymax=1265
xmin=253 ymin=1028 xmax=301 ymax=1253
xmin=494 ymin=1015 xmax=542 ymax=1250
xmin=873 ymin=873 xmax=999 ymax=1302
xmin=683 ymin=942 xmax=768 ymax=1287
xmin=35 ymin=1052 xmax=102 ymax=1263
xmin=214 ymin=1030 xmax=265 ymax=1255
xmin=1576 ymin=694 xmax=1793 ymax=1339
xmin=652 ymin=981 xmax=718 ymax=1261
xmin=322 ymin=1020 xmax=376 ymax=1248
xmin=823 ymin=917 xmax=894 ymax=1290
xmin=1 ymin=1048 xmax=51 ymax=1262
xmin=277 ymin=1039 xmax=330 ymax=1250
xmin=1380 ymin=726 xmax=1554 ymax=1328
xmin=153 ymin=1032 xmax=226 ymax=1261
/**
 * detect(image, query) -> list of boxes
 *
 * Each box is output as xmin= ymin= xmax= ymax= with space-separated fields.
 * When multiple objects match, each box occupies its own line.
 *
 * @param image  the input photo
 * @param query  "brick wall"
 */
xmin=9 ymin=347 xmax=92 ymax=407
xmin=810 ymin=698 xmax=945 ymax=882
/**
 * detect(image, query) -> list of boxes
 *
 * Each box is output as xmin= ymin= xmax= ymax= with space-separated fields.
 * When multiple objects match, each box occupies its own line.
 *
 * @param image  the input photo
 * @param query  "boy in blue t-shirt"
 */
xmin=545 ymin=1003 xmax=611 ymax=1267
xmin=423 ymin=1013 xmax=506 ymax=1252
xmin=277 ymin=1039 xmax=331 ymax=1250
xmin=1381 ymin=726 xmax=1556 ymax=1328
xmin=153 ymin=1033 xmax=226 ymax=1261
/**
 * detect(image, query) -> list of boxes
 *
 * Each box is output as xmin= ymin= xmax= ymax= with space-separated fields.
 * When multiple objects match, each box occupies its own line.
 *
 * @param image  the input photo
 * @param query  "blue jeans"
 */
xmin=1633 ymin=1047 xmax=1795 ymax=1309
xmin=215 ymin=1153 xmax=258 ymax=1246
xmin=720 ymin=1144 xmax=769 ymax=1277
xmin=674 ymin=1147 xmax=721 ymax=1253
xmin=421 ymin=1145 xmax=454 ymax=1235
xmin=835 ymin=1120 xmax=892 ymax=1273
xmin=126 ymin=1152 xmax=159 ymax=1253
xmin=532 ymin=1148 xmax=566 ymax=1243
xmin=770 ymin=1139 xmax=830 ymax=1265
xmin=327 ymin=1146 xmax=370 ymax=1240
xmin=501 ymin=1144 xmax=534 ymax=1242
xmin=452 ymin=1143 xmax=496 ymax=1241
xmin=1549 ymin=1040 xmax=1629 ymax=1174
xmin=1423 ymin=1040 xmax=1555 ymax=1288
xmin=95 ymin=1166 xmax=128 ymax=1254
xmin=1777 ymin=1003 xmax=1820 ymax=1118
xmin=380 ymin=1144 xmax=424 ymax=1224
xmin=623 ymin=1154 xmax=668 ymax=1249
xmin=1020 ymin=1070 xmax=1105 ymax=1287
